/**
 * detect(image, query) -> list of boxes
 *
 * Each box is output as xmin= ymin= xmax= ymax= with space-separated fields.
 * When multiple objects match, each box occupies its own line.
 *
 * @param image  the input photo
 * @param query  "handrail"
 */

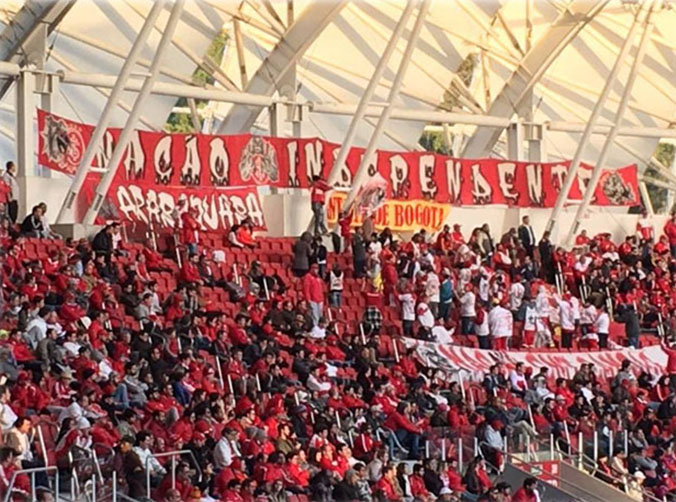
xmin=2 ymin=466 xmax=58 ymax=502
xmin=145 ymin=449 xmax=202 ymax=499
xmin=523 ymin=434 xmax=663 ymax=502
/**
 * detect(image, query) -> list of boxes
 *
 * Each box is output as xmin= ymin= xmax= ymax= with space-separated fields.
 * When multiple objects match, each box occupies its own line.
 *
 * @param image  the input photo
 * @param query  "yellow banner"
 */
xmin=327 ymin=193 xmax=450 ymax=232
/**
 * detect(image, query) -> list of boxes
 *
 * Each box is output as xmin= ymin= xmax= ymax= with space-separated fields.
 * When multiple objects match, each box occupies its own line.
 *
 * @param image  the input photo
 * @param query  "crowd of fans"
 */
xmin=2 ymin=165 xmax=676 ymax=502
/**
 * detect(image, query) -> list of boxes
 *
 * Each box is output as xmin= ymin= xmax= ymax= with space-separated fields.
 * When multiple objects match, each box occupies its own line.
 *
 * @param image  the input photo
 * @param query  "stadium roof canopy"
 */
xmin=0 ymin=0 xmax=675 ymax=179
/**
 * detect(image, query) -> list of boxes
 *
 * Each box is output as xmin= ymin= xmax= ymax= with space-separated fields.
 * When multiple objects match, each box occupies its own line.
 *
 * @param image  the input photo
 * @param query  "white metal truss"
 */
xmin=0 ymin=0 xmax=73 ymax=99
xmin=216 ymin=0 xmax=347 ymax=134
xmin=461 ymin=0 xmax=607 ymax=158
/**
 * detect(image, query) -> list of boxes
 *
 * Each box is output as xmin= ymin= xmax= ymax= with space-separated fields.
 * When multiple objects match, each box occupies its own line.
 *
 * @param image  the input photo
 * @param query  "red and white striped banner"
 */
xmin=408 ymin=340 xmax=667 ymax=380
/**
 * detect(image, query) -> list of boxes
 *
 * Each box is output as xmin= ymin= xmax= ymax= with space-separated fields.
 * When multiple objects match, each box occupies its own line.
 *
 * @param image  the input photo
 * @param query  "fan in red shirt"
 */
xmin=310 ymin=175 xmax=333 ymax=236
xmin=181 ymin=208 xmax=201 ymax=255
xmin=512 ymin=477 xmax=539 ymax=502
xmin=373 ymin=463 xmax=403 ymax=502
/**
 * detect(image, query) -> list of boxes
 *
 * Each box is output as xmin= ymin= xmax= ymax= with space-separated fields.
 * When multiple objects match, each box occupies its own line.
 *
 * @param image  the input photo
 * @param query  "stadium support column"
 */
xmin=56 ymin=0 xmax=167 ymax=224
xmin=565 ymin=2 xmax=655 ymax=245
xmin=84 ymin=0 xmax=184 ymax=226
xmin=15 ymin=70 xmax=34 ymax=217
xmin=506 ymin=122 xmax=524 ymax=161
xmin=326 ymin=0 xmax=416 ymax=186
xmin=544 ymin=5 xmax=644 ymax=238
xmin=341 ymin=0 xmax=430 ymax=211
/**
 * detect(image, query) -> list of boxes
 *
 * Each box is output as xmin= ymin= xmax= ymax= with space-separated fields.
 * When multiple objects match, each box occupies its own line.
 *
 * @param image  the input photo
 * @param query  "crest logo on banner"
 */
xmin=601 ymin=171 xmax=635 ymax=205
xmin=39 ymin=114 xmax=85 ymax=174
xmin=239 ymin=136 xmax=279 ymax=184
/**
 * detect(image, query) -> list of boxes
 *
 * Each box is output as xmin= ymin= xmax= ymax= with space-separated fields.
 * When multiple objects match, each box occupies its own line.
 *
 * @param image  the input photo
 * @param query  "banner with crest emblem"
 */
xmin=37 ymin=110 xmax=640 ymax=209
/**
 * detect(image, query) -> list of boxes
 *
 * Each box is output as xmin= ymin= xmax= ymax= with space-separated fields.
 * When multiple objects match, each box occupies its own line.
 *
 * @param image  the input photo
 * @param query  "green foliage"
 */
xmin=646 ymin=142 xmax=675 ymax=213
xmin=163 ymin=30 xmax=228 ymax=133
xmin=420 ymin=53 xmax=478 ymax=154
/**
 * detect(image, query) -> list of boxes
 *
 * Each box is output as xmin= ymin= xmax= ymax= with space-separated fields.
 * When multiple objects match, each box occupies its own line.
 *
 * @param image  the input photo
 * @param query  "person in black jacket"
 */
xmin=20 ymin=206 xmax=44 ymax=237
xmin=92 ymin=223 xmax=116 ymax=261
xmin=422 ymin=458 xmax=443 ymax=496
xmin=333 ymin=469 xmax=361 ymax=502
xmin=353 ymin=227 xmax=367 ymax=279
xmin=292 ymin=232 xmax=313 ymax=278
xmin=518 ymin=215 xmax=537 ymax=258
xmin=538 ymin=230 xmax=554 ymax=283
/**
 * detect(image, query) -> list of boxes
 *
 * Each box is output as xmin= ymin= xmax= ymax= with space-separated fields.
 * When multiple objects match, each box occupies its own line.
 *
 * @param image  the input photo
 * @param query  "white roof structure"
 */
xmin=0 ymin=0 xmax=675 ymax=177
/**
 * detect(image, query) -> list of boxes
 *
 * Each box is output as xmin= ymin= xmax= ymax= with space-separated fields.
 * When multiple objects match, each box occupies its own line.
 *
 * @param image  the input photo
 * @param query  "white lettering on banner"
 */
xmin=115 ymin=184 xmax=265 ymax=231
xmin=419 ymin=154 xmax=437 ymax=199
xmin=286 ymin=141 xmax=299 ymax=187
xmin=305 ymin=140 xmax=323 ymax=180
xmin=331 ymin=148 xmax=353 ymax=188
xmin=94 ymin=130 xmax=115 ymax=169
xmin=153 ymin=136 xmax=173 ymax=185
xmin=180 ymin=135 xmax=201 ymax=185
xmin=526 ymin=164 xmax=543 ymax=206
xmin=446 ymin=160 xmax=462 ymax=203
xmin=209 ymin=137 xmax=229 ymax=186
xmin=497 ymin=162 xmax=518 ymax=202
xmin=245 ymin=193 xmax=265 ymax=226
xmin=407 ymin=338 xmax=668 ymax=381
xmin=551 ymin=164 xmax=567 ymax=190
xmin=576 ymin=168 xmax=593 ymax=202
xmin=471 ymin=163 xmax=492 ymax=204
xmin=390 ymin=155 xmax=409 ymax=199
xmin=124 ymin=132 xmax=145 ymax=179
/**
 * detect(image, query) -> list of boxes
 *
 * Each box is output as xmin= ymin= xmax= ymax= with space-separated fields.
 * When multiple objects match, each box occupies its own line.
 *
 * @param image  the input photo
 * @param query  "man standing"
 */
xmin=518 ymin=215 xmax=537 ymax=258
xmin=3 ymin=162 xmax=18 ymax=224
xmin=310 ymin=175 xmax=332 ymax=236
xmin=302 ymin=263 xmax=324 ymax=326
xmin=488 ymin=298 xmax=513 ymax=351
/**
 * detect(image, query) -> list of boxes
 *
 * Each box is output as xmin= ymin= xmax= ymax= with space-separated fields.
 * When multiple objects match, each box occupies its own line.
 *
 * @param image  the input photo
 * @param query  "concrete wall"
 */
xmin=20 ymin=176 xmax=71 ymax=225
xmin=24 ymin=177 xmax=661 ymax=245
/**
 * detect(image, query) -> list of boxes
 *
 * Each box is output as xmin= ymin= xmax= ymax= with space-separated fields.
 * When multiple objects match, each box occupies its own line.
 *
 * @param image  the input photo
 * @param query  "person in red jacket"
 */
xmin=512 ymin=477 xmax=539 ymax=502
xmin=181 ymin=207 xmax=200 ymax=255
xmin=664 ymin=214 xmax=676 ymax=258
xmin=180 ymin=253 xmax=202 ymax=285
xmin=373 ymin=463 xmax=403 ymax=502
xmin=409 ymin=464 xmax=432 ymax=501
xmin=384 ymin=402 xmax=423 ymax=460
xmin=310 ymin=175 xmax=332 ymax=236
xmin=302 ymin=264 xmax=324 ymax=326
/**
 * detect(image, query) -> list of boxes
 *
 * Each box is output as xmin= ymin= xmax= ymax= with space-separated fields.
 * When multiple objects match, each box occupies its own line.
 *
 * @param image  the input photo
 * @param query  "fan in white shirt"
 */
xmin=416 ymin=302 xmax=435 ymax=330
xmin=509 ymin=281 xmax=525 ymax=312
xmin=488 ymin=301 xmax=513 ymax=350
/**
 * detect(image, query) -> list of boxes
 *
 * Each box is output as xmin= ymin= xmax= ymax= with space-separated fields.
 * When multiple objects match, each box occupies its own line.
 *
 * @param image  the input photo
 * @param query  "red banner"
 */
xmin=74 ymin=174 xmax=266 ymax=232
xmin=38 ymin=110 xmax=640 ymax=208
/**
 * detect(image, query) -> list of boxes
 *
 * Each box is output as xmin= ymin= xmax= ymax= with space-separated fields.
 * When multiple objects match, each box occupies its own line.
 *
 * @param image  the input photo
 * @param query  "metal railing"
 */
xmin=510 ymin=431 xmax=664 ymax=502
xmin=2 ymin=466 xmax=58 ymax=502
xmin=145 ymin=449 xmax=202 ymax=499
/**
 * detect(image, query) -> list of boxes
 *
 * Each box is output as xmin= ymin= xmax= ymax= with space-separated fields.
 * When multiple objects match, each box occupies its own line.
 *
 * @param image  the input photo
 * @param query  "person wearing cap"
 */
xmin=626 ymin=470 xmax=646 ymax=501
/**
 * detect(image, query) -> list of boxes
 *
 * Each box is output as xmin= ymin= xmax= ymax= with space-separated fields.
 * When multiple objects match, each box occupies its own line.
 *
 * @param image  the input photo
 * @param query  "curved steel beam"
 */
xmin=217 ymin=0 xmax=347 ymax=134
xmin=461 ymin=0 xmax=608 ymax=158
